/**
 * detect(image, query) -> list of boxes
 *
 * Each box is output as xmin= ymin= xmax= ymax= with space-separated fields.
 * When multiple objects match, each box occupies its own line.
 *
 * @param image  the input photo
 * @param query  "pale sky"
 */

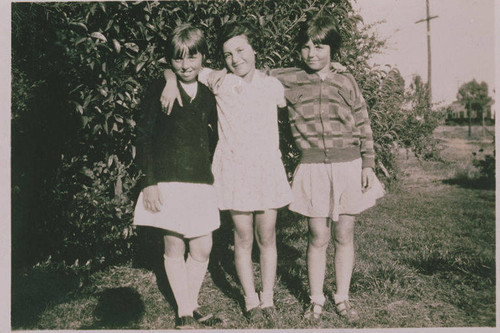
xmin=354 ymin=0 xmax=495 ymax=106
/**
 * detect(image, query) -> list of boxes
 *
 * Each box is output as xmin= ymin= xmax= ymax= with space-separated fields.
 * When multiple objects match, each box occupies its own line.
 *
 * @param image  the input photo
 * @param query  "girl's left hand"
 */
xmin=361 ymin=167 xmax=374 ymax=191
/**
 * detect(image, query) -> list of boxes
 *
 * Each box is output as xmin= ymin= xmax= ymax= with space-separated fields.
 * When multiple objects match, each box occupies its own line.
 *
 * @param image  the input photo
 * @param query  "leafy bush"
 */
xmin=11 ymin=0 xmax=440 ymax=274
xmin=47 ymin=156 xmax=139 ymax=274
xmin=360 ymin=66 xmax=406 ymax=179
xmin=472 ymin=149 xmax=495 ymax=189
xmin=400 ymin=75 xmax=444 ymax=160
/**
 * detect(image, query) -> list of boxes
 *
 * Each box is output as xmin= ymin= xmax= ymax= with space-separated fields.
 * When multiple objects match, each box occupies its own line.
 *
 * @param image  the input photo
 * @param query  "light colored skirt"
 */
xmin=133 ymin=182 xmax=220 ymax=238
xmin=289 ymin=159 xmax=385 ymax=221
xmin=211 ymin=147 xmax=292 ymax=211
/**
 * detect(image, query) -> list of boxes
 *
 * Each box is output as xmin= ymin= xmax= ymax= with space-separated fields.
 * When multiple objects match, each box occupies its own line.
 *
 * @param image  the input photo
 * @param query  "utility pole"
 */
xmin=415 ymin=0 xmax=438 ymax=103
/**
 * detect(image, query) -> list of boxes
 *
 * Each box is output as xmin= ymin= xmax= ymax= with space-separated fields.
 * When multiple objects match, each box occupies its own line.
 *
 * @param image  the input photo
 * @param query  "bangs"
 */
xmin=297 ymin=15 xmax=342 ymax=57
xmin=309 ymin=28 xmax=330 ymax=46
xmin=167 ymin=24 xmax=207 ymax=59
xmin=171 ymin=40 xmax=201 ymax=59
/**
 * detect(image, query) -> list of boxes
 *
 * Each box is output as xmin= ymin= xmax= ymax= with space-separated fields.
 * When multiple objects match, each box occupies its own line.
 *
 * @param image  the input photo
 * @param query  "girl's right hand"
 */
xmin=143 ymin=185 xmax=163 ymax=212
xmin=161 ymin=69 xmax=182 ymax=115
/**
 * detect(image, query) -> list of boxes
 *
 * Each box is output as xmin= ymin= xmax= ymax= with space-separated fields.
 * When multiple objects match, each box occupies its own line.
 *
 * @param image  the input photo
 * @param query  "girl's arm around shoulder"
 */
xmin=267 ymin=67 xmax=300 ymax=82
xmin=161 ymin=69 xmax=182 ymax=114
xmin=200 ymin=67 xmax=228 ymax=92
xmin=197 ymin=67 xmax=213 ymax=87
xmin=267 ymin=62 xmax=346 ymax=82
xmin=160 ymin=67 xmax=218 ymax=112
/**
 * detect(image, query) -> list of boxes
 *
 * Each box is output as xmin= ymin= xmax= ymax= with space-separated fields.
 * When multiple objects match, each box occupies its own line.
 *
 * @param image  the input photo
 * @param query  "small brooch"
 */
xmin=232 ymin=83 xmax=243 ymax=94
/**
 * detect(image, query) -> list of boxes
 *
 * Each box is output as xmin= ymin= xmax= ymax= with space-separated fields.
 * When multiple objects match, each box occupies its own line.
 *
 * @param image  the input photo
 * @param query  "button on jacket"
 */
xmin=271 ymin=67 xmax=375 ymax=169
xmin=135 ymin=78 xmax=218 ymax=189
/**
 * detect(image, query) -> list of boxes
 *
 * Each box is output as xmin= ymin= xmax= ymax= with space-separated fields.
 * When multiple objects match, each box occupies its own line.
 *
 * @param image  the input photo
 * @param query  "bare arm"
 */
xmin=206 ymin=68 xmax=227 ymax=91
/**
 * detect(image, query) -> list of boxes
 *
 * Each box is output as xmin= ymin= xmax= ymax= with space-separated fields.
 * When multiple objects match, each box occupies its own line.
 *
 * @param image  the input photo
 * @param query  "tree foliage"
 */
xmin=12 ymin=0 xmax=436 ymax=274
xmin=400 ymin=75 xmax=443 ymax=159
xmin=456 ymin=79 xmax=493 ymax=117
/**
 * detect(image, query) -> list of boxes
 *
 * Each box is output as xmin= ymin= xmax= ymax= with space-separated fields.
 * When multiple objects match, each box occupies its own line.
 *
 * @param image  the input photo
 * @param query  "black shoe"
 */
xmin=175 ymin=316 xmax=198 ymax=330
xmin=193 ymin=307 xmax=223 ymax=326
xmin=244 ymin=306 xmax=264 ymax=324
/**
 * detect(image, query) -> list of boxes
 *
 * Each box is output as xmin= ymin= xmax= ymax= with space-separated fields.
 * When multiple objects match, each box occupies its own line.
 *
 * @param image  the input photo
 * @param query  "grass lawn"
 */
xmin=11 ymin=126 xmax=496 ymax=330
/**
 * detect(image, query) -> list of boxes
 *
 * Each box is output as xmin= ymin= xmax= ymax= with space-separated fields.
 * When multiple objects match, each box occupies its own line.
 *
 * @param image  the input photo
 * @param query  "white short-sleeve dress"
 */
xmin=199 ymin=69 xmax=292 ymax=211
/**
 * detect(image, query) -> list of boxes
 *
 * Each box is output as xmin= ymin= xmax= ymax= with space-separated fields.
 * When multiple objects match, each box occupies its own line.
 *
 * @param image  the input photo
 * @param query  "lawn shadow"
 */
xmin=83 ymin=287 xmax=145 ymax=329
xmin=403 ymin=250 xmax=496 ymax=283
xmin=275 ymin=209 xmax=310 ymax=305
xmin=208 ymin=210 xmax=244 ymax=310
xmin=11 ymin=269 xmax=81 ymax=329
xmin=132 ymin=226 xmax=177 ymax=312
xmin=442 ymin=177 xmax=495 ymax=190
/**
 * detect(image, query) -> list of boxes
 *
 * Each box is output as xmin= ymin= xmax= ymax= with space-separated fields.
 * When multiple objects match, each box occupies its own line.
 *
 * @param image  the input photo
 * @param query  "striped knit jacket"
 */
xmin=270 ymin=67 xmax=375 ymax=169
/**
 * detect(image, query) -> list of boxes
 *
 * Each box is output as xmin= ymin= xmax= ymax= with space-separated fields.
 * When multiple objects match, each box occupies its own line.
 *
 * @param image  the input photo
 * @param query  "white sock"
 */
xmin=244 ymin=291 xmax=260 ymax=311
xmin=310 ymin=294 xmax=326 ymax=306
xmin=334 ymin=293 xmax=349 ymax=304
xmin=186 ymin=253 xmax=209 ymax=311
xmin=259 ymin=291 xmax=274 ymax=308
xmin=163 ymin=254 xmax=192 ymax=317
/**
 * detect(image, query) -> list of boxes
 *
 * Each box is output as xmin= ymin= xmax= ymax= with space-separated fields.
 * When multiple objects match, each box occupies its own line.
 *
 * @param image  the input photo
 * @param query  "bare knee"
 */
xmin=308 ymin=218 xmax=331 ymax=249
xmin=333 ymin=217 xmax=354 ymax=247
xmin=234 ymin=230 xmax=254 ymax=252
xmin=255 ymin=229 xmax=276 ymax=249
xmin=309 ymin=231 xmax=330 ymax=249
xmin=189 ymin=234 xmax=212 ymax=262
xmin=164 ymin=235 xmax=186 ymax=258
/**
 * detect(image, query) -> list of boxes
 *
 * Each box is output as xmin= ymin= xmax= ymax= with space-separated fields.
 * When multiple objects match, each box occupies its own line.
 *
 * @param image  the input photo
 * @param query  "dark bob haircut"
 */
xmin=166 ymin=23 xmax=208 ymax=60
xmin=217 ymin=21 xmax=262 ymax=52
xmin=297 ymin=14 xmax=342 ymax=58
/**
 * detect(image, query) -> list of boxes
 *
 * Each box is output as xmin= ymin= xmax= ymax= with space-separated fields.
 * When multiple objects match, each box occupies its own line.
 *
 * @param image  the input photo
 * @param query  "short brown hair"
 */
xmin=218 ymin=21 xmax=261 ymax=52
xmin=166 ymin=23 xmax=208 ymax=59
xmin=297 ymin=14 xmax=342 ymax=58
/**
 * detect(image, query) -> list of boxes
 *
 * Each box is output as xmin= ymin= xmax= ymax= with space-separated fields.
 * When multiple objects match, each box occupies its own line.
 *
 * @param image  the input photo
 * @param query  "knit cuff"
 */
xmin=361 ymin=155 xmax=375 ymax=169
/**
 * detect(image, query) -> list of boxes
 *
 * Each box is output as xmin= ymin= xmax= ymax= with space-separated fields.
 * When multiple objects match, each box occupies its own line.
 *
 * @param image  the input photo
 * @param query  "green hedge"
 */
xmin=12 ymin=1 xmax=439 ymax=274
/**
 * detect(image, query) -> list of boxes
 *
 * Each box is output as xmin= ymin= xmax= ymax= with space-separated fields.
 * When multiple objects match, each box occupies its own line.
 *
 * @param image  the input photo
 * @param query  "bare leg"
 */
xmin=254 ymin=209 xmax=278 ymax=307
xmin=307 ymin=217 xmax=331 ymax=304
xmin=231 ymin=211 xmax=260 ymax=310
xmin=188 ymin=233 xmax=212 ymax=262
xmin=332 ymin=214 xmax=355 ymax=301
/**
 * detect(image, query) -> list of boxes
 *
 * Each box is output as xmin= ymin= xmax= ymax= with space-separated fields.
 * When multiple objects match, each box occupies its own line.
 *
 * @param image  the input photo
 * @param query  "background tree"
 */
xmin=399 ymin=75 xmax=443 ymax=159
xmin=456 ymin=79 xmax=493 ymax=137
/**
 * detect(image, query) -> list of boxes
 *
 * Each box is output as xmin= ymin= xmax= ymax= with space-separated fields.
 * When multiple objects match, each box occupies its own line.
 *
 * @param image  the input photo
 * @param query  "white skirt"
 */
xmin=289 ymin=159 xmax=385 ymax=221
xmin=133 ymin=182 xmax=220 ymax=238
xmin=211 ymin=147 xmax=292 ymax=211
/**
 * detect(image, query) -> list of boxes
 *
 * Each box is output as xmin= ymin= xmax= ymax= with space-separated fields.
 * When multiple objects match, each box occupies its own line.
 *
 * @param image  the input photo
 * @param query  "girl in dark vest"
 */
xmin=133 ymin=23 xmax=219 ymax=330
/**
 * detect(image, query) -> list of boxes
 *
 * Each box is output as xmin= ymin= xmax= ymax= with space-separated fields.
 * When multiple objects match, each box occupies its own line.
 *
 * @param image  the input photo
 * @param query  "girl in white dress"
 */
xmin=162 ymin=22 xmax=292 ymax=323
